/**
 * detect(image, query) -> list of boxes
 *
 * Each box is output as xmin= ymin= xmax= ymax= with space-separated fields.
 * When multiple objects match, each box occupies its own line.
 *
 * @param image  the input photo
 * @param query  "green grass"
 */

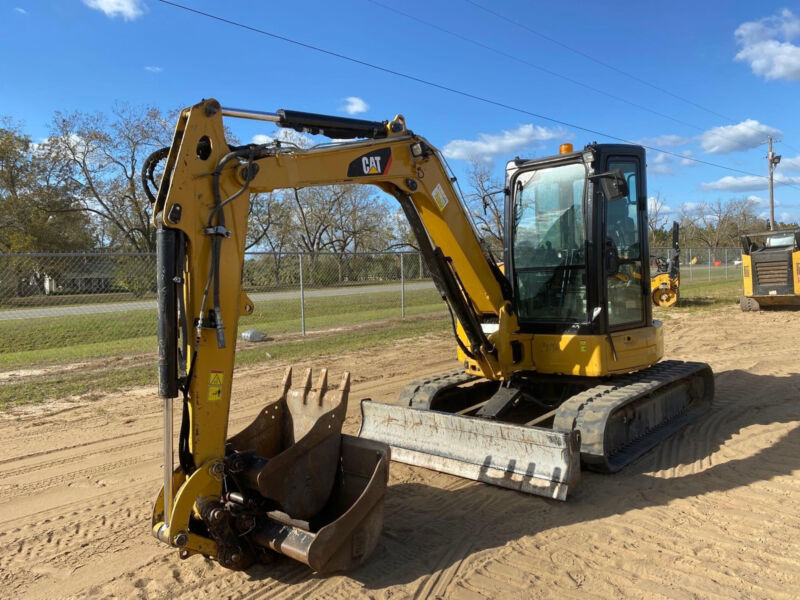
xmin=0 ymin=315 xmax=450 ymax=408
xmin=0 ymin=287 xmax=445 ymax=370
xmin=674 ymin=277 xmax=743 ymax=308
xmin=0 ymin=267 xmax=749 ymax=408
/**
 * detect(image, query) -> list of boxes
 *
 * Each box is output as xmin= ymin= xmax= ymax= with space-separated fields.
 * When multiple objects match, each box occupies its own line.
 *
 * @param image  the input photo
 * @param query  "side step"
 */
xmin=359 ymin=400 xmax=581 ymax=500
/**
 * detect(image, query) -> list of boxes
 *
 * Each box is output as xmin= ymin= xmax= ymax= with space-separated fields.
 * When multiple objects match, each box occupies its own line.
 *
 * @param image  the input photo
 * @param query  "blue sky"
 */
xmin=3 ymin=1 xmax=800 ymax=224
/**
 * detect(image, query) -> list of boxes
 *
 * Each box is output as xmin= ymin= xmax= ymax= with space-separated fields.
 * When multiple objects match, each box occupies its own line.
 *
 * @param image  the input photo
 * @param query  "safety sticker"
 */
xmin=208 ymin=370 xmax=224 ymax=401
xmin=432 ymin=184 xmax=449 ymax=211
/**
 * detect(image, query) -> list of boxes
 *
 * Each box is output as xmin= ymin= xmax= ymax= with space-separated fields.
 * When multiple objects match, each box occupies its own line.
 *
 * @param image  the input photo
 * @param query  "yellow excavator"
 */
xmin=147 ymin=99 xmax=714 ymax=573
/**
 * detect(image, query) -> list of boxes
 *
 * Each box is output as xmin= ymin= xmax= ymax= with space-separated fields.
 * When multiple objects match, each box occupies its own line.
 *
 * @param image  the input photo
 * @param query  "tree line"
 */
xmin=648 ymin=193 xmax=798 ymax=251
xmin=0 ymin=105 xmax=414 ymax=255
xmin=2 ymin=103 xmax=791 ymax=259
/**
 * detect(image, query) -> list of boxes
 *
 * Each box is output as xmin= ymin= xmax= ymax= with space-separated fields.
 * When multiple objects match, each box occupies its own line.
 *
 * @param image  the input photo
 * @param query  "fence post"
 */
xmin=299 ymin=253 xmax=306 ymax=336
xmin=708 ymin=248 xmax=711 ymax=281
xmin=419 ymin=252 xmax=423 ymax=280
xmin=400 ymin=253 xmax=405 ymax=318
xmin=689 ymin=248 xmax=693 ymax=281
xmin=725 ymin=248 xmax=728 ymax=279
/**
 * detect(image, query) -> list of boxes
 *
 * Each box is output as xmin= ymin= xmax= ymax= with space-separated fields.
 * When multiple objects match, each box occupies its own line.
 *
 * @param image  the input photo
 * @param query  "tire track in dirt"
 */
xmin=4 ymin=309 xmax=800 ymax=599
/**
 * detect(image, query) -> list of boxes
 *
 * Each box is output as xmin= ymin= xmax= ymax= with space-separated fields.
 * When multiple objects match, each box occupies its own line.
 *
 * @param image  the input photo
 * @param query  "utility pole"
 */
xmin=767 ymin=135 xmax=782 ymax=230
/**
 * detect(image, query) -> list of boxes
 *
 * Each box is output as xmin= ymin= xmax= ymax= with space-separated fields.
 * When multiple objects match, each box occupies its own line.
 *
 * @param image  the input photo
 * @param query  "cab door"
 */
xmin=604 ymin=157 xmax=649 ymax=330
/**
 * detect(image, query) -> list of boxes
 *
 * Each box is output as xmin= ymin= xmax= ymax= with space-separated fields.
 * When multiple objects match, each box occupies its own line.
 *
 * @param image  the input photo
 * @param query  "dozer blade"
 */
xmin=359 ymin=400 xmax=581 ymax=500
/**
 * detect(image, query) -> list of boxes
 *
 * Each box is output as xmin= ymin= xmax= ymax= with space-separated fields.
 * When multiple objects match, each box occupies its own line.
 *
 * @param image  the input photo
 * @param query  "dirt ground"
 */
xmin=2 ymin=305 xmax=798 ymax=600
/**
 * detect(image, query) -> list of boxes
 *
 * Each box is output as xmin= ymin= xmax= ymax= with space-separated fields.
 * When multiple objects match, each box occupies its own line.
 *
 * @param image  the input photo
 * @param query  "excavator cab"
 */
xmin=505 ymin=144 xmax=651 ymax=340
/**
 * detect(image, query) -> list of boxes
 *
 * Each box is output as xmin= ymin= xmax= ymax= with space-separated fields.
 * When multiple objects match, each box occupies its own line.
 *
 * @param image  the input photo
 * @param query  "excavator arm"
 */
xmin=154 ymin=99 xmax=519 ymax=382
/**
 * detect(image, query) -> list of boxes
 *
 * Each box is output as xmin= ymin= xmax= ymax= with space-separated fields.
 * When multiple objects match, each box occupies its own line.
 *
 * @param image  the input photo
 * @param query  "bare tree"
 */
xmin=648 ymin=193 xmax=669 ymax=230
xmin=46 ymin=104 xmax=173 ymax=252
xmin=321 ymin=185 xmax=393 ymax=253
xmin=290 ymin=186 xmax=337 ymax=256
xmin=679 ymin=197 xmax=761 ymax=249
xmin=247 ymin=191 xmax=295 ymax=283
xmin=464 ymin=159 xmax=504 ymax=252
xmin=388 ymin=209 xmax=419 ymax=251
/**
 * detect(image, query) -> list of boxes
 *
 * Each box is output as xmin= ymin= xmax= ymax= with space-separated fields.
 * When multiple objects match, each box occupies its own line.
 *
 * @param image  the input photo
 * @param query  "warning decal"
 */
xmin=208 ymin=370 xmax=224 ymax=401
xmin=432 ymin=184 xmax=449 ymax=211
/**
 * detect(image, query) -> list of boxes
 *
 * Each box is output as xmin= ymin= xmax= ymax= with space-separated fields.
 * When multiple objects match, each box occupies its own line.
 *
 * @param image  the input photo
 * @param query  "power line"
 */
xmin=464 ymin=0 xmax=800 ymax=157
xmin=368 ymin=0 xmax=707 ymax=134
xmin=156 ymin=0 xmax=798 ymax=190
xmin=463 ymin=0 xmax=736 ymax=123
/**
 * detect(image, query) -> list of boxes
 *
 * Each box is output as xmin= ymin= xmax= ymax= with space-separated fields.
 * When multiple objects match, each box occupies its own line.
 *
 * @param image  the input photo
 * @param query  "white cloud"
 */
xmin=779 ymin=154 xmax=800 ymax=171
xmin=699 ymin=119 xmax=782 ymax=154
xmin=680 ymin=201 xmax=703 ymax=213
xmin=735 ymin=9 xmax=800 ymax=81
xmin=647 ymin=196 xmax=675 ymax=215
xmin=83 ymin=0 xmax=146 ymax=21
xmin=443 ymin=124 xmax=568 ymax=164
xmin=251 ymin=134 xmax=273 ymax=145
xmin=700 ymin=173 xmax=800 ymax=192
xmin=744 ymin=194 xmax=782 ymax=209
xmin=144 ymin=65 xmax=162 ymax=73
xmin=679 ymin=149 xmax=696 ymax=167
xmin=14 ymin=7 xmax=27 ymax=15
xmin=649 ymin=152 xmax=674 ymax=176
xmin=341 ymin=97 xmax=368 ymax=115
xmin=648 ymin=150 xmax=696 ymax=176
xmin=638 ymin=134 xmax=691 ymax=148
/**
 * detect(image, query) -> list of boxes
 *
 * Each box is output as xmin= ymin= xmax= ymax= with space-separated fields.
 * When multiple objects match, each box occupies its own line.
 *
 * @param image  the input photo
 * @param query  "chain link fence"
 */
xmin=0 ymin=251 xmax=442 ymax=363
xmin=651 ymin=246 xmax=743 ymax=282
xmin=0 ymin=247 xmax=743 ymax=369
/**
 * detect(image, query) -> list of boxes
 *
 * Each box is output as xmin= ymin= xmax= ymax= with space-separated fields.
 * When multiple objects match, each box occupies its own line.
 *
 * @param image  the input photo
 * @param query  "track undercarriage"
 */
xmin=359 ymin=360 xmax=713 ymax=499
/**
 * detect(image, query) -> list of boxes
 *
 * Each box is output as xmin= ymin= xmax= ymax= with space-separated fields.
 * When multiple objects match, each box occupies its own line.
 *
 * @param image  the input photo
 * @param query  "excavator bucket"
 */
xmin=251 ymin=434 xmax=390 ymax=573
xmin=359 ymin=400 xmax=580 ymax=500
xmin=223 ymin=367 xmax=390 ymax=572
xmin=228 ymin=367 xmax=348 ymax=519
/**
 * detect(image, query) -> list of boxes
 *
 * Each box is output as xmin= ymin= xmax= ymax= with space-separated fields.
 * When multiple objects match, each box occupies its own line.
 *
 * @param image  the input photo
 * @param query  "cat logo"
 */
xmin=363 ymin=156 xmax=383 ymax=174
xmin=347 ymin=148 xmax=392 ymax=177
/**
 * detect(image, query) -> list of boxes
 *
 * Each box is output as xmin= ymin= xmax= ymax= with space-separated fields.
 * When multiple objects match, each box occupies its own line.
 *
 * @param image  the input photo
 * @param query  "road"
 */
xmin=0 ymin=281 xmax=435 ymax=321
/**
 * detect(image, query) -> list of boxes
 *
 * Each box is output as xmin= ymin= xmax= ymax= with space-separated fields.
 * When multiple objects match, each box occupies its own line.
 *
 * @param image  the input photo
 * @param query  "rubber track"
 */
xmin=553 ymin=360 xmax=714 ymax=473
xmin=397 ymin=369 xmax=478 ymax=409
